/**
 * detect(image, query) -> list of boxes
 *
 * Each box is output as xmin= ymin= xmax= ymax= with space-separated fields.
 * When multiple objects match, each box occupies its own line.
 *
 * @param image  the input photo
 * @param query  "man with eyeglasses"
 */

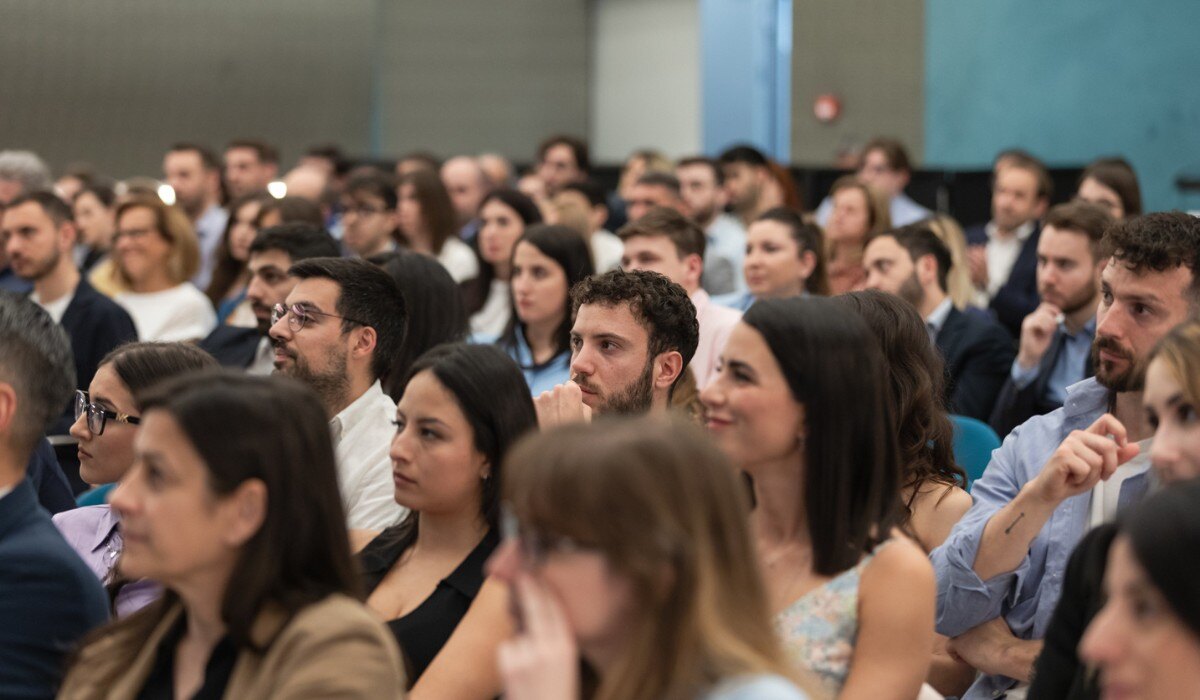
xmin=268 ymin=256 xmax=408 ymax=529
xmin=200 ymin=223 xmax=340 ymax=374
xmin=340 ymin=171 xmax=400 ymax=259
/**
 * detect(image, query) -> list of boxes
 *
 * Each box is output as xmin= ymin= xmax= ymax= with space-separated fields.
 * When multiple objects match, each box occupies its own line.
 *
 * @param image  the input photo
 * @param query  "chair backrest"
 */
xmin=950 ymin=414 xmax=1002 ymax=489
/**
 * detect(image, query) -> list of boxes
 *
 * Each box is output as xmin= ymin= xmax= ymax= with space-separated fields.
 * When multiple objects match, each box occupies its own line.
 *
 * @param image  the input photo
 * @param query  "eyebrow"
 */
xmin=724 ymin=358 xmax=757 ymax=377
xmin=585 ymin=332 xmax=631 ymax=345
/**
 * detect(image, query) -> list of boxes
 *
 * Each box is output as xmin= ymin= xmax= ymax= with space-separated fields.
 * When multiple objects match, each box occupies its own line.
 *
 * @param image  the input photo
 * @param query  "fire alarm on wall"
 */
xmin=813 ymin=94 xmax=841 ymax=123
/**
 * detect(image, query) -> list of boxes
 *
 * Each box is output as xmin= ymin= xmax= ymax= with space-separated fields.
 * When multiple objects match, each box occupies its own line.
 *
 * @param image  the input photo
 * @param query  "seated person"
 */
xmin=469 ymin=189 xmax=543 ymax=338
xmin=491 ymin=417 xmax=812 ymax=700
xmin=932 ymin=212 xmax=1200 ymax=699
xmin=352 ymin=343 xmax=537 ymax=686
xmin=715 ymin=207 xmax=828 ymax=312
xmin=54 ymin=342 xmax=216 ymax=616
xmin=0 ymin=293 xmax=108 ymax=699
xmin=59 ymin=372 xmax=405 ymax=698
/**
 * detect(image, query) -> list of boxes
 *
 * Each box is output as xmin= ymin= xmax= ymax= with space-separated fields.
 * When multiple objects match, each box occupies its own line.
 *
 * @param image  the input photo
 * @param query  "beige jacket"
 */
xmin=59 ymin=593 xmax=405 ymax=699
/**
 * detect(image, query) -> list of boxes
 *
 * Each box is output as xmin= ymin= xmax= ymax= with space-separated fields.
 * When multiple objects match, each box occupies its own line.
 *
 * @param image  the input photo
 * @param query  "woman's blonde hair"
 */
xmin=828 ymin=175 xmax=891 ymax=240
xmin=504 ymin=417 xmax=809 ymax=700
xmin=924 ymin=214 xmax=974 ymax=309
xmin=112 ymin=194 xmax=200 ymax=287
xmin=1150 ymin=318 xmax=1200 ymax=409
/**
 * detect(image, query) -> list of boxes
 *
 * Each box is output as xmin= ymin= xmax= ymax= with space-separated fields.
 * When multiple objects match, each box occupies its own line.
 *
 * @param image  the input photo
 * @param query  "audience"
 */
xmin=932 ymin=211 xmax=1200 ymax=699
xmin=58 ymin=372 xmax=405 ymax=698
xmin=1 ymin=191 xmax=138 ymax=436
xmin=623 ymin=171 xmax=687 ymax=222
xmin=200 ymin=223 xmax=341 ymax=373
xmin=619 ymin=207 xmax=740 ymax=389
xmin=817 ymin=137 xmax=931 ymax=228
xmin=924 ymin=213 xmax=978 ymax=311
xmin=534 ymin=269 xmax=698 ymax=426
xmin=254 ymin=193 xmax=324 ymax=230
xmin=162 ymin=143 xmax=228 ymax=289
xmin=1075 ymin=156 xmax=1142 ymax=220
xmin=550 ymin=180 xmax=623 ymax=272
xmin=535 ymin=135 xmax=589 ymax=198
xmin=398 ymin=169 xmax=481 ymax=284
xmin=378 ymin=251 xmax=470 ymax=400
xmin=718 ymin=145 xmax=784 ymax=229
xmin=341 ymin=170 xmax=401 ymax=259
xmin=700 ymin=296 xmax=935 ymax=698
xmin=269 ymin=257 xmax=408 ymax=529
xmin=471 ymin=189 xmax=544 ymax=337
xmin=477 ymin=152 xmax=514 ymax=189
xmin=71 ymin=183 xmax=118 ymax=274
xmin=825 ymin=175 xmax=892 ymax=295
xmin=0 ymin=293 xmax=108 ymax=699
xmin=864 ymin=223 xmax=1014 ymax=420
xmin=718 ymin=207 xmax=828 ymax=312
xmin=492 ymin=417 xmax=812 ymax=700
xmin=107 ymin=194 xmax=216 ymax=342
xmin=222 ymin=139 xmax=279 ymax=198
xmin=0 ymin=150 xmax=53 ymax=293
xmin=353 ymin=343 xmax=537 ymax=686
xmin=1030 ymin=317 xmax=1200 ymax=698
xmin=677 ymin=155 xmax=747 ymax=296
xmin=54 ymin=342 xmax=216 ymax=616
xmin=616 ymin=147 xmax=672 ymax=201
xmin=497 ymin=224 xmax=595 ymax=395
xmin=966 ymin=151 xmax=1052 ymax=336
xmin=990 ymin=202 xmax=1111 ymax=436
xmin=204 ymin=190 xmax=271 ymax=326
xmin=440 ymin=156 xmax=490 ymax=241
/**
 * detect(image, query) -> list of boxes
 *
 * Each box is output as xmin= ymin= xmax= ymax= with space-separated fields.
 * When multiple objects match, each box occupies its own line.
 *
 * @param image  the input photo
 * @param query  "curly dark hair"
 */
xmin=570 ymin=270 xmax=699 ymax=390
xmin=1102 ymin=211 xmax=1200 ymax=302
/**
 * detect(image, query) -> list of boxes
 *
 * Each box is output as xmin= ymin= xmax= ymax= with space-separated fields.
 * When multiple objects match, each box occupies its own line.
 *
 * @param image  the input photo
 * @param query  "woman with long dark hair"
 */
xmin=353 ymin=343 xmax=538 ymax=686
xmin=700 ymin=296 xmax=934 ymax=698
xmin=469 ymin=189 xmax=543 ymax=338
xmin=398 ymin=169 xmax=480 ymax=284
xmin=496 ymin=224 xmax=595 ymax=395
xmin=204 ymin=191 xmax=271 ymax=326
xmin=59 ymin=372 xmax=404 ymax=697
xmin=715 ymin=208 xmax=828 ymax=313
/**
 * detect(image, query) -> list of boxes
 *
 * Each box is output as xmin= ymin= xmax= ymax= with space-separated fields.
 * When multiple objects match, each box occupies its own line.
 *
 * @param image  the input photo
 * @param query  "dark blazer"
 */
xmin=936 ymin=306 xmax=1016 ymax=421
xmin=0 ymin=479 xmax=110 ymax=699
xmin=26 ymin=438 xmax=75 ymax=515
xmin=51 ymin=278 xmax=139 ymax=435
xmin=989 ymin=327 xmax=1095 ymax=438
xmin=199 ymin=325 xmax=262 ymax=369
xmin=966 ymin=222 xmax=1042 ymax=337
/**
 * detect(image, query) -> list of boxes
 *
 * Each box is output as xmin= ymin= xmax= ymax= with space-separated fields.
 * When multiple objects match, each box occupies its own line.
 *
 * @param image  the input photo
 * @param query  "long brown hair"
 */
xmin=504 ymin=417 xmax=807 ymax=700
xmin=205 ymin=191 xmax=271 ymax=304
xmin=112 ymin=195 xmax=201 ymax=287
xmin=399 ymin=169 xmax=457 ymax=254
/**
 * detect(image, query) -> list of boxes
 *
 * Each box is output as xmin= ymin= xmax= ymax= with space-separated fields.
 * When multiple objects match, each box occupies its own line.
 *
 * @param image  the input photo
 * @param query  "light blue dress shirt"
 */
xmin=713 ymin=290 xmax=756 ymax=313
xmin=499 ymin=326 xmax=570 ymax=396
xmin=815 ymin=191 xmax=931 ymax=228
xmin=1010 ymin=317 xmax=1096 ymax=405
xmin=931 ymin=377 xmax=1152 ymax=699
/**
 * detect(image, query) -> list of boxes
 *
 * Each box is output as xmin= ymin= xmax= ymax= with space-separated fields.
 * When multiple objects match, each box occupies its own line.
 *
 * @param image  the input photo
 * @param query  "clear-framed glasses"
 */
xmin=270 ymin=303 xmax=366 ymax=334
xmin=74 ymin=390 xmax=141 ymax=436
xmin=499 ymin=502 xmax=593 ymax=568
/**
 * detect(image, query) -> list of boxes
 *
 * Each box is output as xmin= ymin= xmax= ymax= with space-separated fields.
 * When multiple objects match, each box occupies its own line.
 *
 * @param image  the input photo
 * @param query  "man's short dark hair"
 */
xmin=999 ymin=151 xmax=1053 ymax=201
xmin=870 ymin=224 xmax=954 ymax=294
xmin=249 ymin=223 xmax=341 ymax=262
xmin=718 ymin=144 xmax=769 ymax=167
xmin=287 ymin=257 xmax=408 ymax=381
xmin=570 ymin=270 xmax=699 ymax=390
xmin=862 ymin=137 xmax=913 ymax=173
xmin=225 ymin=139 xmax=279 ymax=165
xmin=616 ymin=207 xmax=706 ymax=260
xmin=345 ymin=170 xmax=398 ymax=210
xmin=677 ymin=156 xmax=725 ymax=186
xmin=0 ymin=292 xmax=74 ymax=456
xmin=1102 ymin=211 xmax=1200 ymax=303
xmin=635 ymin=172 xmax=682 ymax=197
xmin=561 ymin=181 xmax=606 ymax=208
xmin=169 ymin=142 xmax=220 ymax=171
xmin=1043 ymin=201 xmax=1115 ymax=258
xmin=537 ymin=135 xmax=590 ymax=173
xmin=6 ymin=191 xmax=73 ymax=226
xmin=305 ymin=144 xmax=349 ymax=176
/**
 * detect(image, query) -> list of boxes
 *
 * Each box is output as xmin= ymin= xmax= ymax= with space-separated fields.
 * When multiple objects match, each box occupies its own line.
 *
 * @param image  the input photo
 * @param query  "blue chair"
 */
xmin=950 ymin=414 xmax=1002 ymax=489
xmin=76 ymin=482 xmax=115 ymax=507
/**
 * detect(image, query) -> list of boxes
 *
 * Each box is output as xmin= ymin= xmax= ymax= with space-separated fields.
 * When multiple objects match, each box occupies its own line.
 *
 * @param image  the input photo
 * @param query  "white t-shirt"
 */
xmin=330 ymin=381 xmax=407 ymax=530
xmin=31 ymin=287 xmax=75 ymax=324
xmin=1089 ymin=438 xmax=1154 ymax=528
xmin=438 ymin=237 xmax=480 ymax=283
xmin=469 ymin=279 xmax=511 ymax=338
xmin=115 ymin=283 xmax=217 ymax=342
xmin=590 ymin=229 xmax=624 ymax=273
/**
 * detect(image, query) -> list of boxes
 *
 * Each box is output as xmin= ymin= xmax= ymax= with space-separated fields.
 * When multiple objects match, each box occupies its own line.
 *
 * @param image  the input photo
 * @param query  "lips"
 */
xmin=393 ymin=472 xmax=416 ymax=488
xmin=77 ymin=447 xmax=93 ymax=461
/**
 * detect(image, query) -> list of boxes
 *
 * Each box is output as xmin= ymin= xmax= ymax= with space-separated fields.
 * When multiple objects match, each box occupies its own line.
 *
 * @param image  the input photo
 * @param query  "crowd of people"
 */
xmin=0 ymin=133 xmax=1198 ymax=700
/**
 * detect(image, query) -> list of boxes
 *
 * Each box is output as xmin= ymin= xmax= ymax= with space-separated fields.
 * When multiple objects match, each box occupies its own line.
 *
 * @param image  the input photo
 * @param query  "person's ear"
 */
xmin=917 ymin=253 xmax=938 ymax=287
xmin=653 ymin=350 xmax=685 ymax=390
xmin=59 ymin=221 xmax=79 ymax=252
xmin=0 ymin=383 xmax=18 ymax=442
xmin=797 ymin=249 xmax=817 ymax=280
xmin=351 ymin=325 xmax=378 ymax=360
xmin=220 ymin=478 xmax=267 ymax=548
xmin=684 ymin=253 xmax=704 ymax=285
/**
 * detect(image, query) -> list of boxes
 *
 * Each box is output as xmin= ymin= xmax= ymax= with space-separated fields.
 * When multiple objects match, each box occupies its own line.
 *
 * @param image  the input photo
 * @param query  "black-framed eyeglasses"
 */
xmin=74 ymin=390 xmax=140 ymax=436
xmin=499 ymin=502 xmax=593 ymax=568
xmin=271 ymin=303 xmax=366 ymax=334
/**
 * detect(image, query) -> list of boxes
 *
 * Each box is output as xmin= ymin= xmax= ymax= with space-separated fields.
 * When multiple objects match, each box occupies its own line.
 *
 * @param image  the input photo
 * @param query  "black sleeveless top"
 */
xmin=358 ymin=527 xmax=499 ymax=684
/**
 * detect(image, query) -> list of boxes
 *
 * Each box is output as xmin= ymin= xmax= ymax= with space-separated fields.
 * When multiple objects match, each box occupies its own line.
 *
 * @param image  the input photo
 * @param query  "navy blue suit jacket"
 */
xmin=989 ymin=327 xmax=1095 ymax=438
xmin=0 ymin=479 xmax=109 ymax=699
xmin=966 ymin=222 xmax=1042 ymax=338
xmin=936 ymin=306 xmax=1016 ymax=421
xmin=199 ymin=325 xmax=262 ymax=369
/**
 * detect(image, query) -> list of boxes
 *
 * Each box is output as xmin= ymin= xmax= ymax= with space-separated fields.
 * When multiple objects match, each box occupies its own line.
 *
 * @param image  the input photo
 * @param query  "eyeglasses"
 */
xmin=74 ymin=390 xmax=141 ymax=436
xmin=499 ymin=502 xmax=594 ymax=567
xmin=112 ymin=227 xmax=156 ymax=243
xmin=271 ymin=303 xmax=366 ymax=334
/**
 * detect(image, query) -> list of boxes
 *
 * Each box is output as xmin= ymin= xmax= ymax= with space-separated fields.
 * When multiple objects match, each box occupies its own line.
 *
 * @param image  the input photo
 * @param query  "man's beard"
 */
xmin=274 ymin=341 xmax=351 ymax=411
xmin=1044 ymin=281 xmax=1098 ymax=316
xmin=13 ymin=249 xmax=60 ymax=282
xmin=898 ymin=272 xmax=925 ymax=310
xmin=1092 ymin=335 xmax=1145 ymax=392
xmin=575 ymin=359 xmax=655 ymax=416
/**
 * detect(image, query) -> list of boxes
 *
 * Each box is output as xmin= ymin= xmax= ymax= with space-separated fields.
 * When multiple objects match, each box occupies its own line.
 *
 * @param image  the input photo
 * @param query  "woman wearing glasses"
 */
xmin=353 ymin=343 xmax=538 ymax=688
xmin=488 ymin=417 xmax=812 ymax=700
xmin=53 ymin=342 xmax=216 ymax=616
xmin=58 ymin=372 xmax=404 ymax=699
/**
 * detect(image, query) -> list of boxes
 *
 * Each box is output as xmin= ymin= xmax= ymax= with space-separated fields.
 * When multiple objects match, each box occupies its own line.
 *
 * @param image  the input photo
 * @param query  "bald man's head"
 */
xmin=441 ymin=156 xmax=490 ymax=224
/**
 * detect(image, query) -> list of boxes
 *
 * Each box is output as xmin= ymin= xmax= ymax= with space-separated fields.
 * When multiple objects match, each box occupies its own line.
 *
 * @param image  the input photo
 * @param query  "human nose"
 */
xmin=68 ymin=409 xmax=93 ymax=442
xmin=1078 ymin=598 xmax=1124 ymax=669
xmin=388 ymin=423 xmax=414 ymax=463
xmin=1094 ymin=300 xmax=1126 ymax=342
xmin=569 ymin=344 xmax=594 ymax=377
xmin=267 ymin=308 xmax=293 ymax=342
xmin=1149 ymin=425 xmax=1181 ymax=480
xmin=699 ymin=374 xmax=725 ymax=410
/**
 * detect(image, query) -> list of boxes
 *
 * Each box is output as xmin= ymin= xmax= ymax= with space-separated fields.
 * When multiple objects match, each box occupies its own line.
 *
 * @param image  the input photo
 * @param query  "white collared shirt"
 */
xmin=247 ymin=337 xmax=275 ymax=376
xmin=983 ymin=220 xmax=1036 ymax=299
xmin=330 ymin=380 xmax=406 ymax=530
xmin=924 ymin=297 xmax=954 ymax=346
